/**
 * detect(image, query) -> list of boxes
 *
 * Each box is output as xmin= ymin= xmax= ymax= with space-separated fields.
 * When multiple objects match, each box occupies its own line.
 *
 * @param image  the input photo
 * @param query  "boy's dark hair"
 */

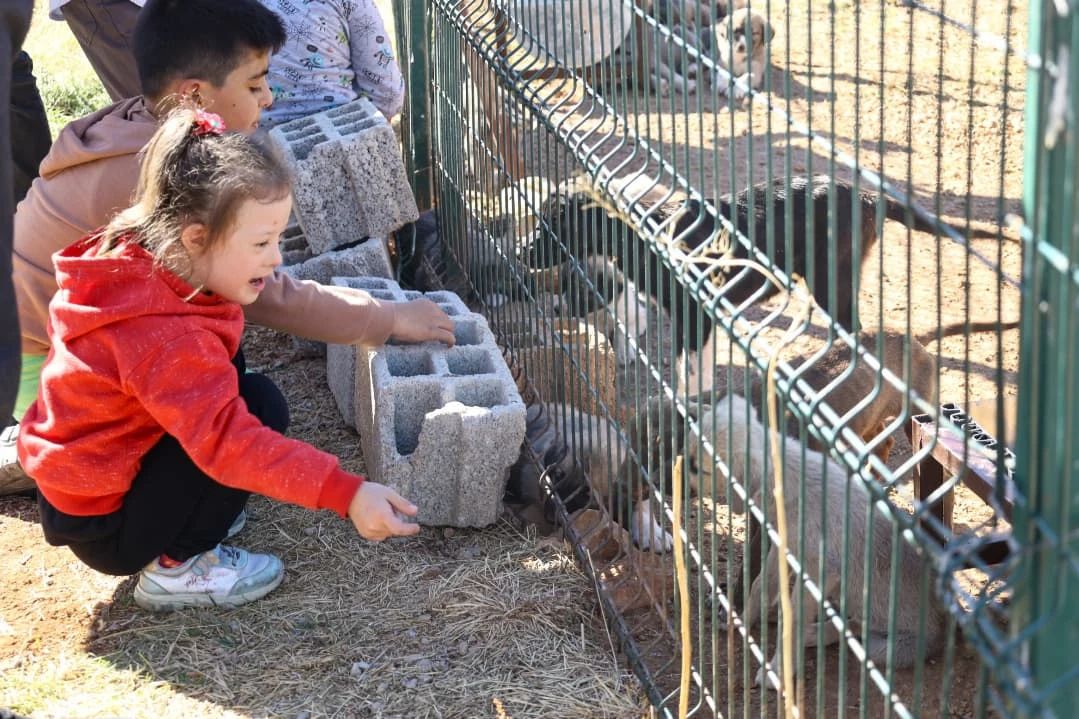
xmin=135 ymin=0 xmax=287 ymax=100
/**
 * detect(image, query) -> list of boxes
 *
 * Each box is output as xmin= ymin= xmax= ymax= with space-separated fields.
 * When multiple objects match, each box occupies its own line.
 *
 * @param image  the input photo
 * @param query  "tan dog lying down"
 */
xmin=701 ymin=393 xmax=947 ymax=687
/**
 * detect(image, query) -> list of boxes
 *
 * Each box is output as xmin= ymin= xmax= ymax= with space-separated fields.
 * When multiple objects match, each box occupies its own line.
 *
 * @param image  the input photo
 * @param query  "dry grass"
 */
xmin=85 ymin=501 xmax=643 ymax=718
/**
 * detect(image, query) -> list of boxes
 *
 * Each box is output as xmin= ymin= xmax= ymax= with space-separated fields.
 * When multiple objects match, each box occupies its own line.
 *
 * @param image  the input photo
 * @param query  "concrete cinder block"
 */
xmin=270 ymin=99 xmax=419 ymax=255
xmin=280 ymin=238 xmax=393 ymax=284
xmin=327 ymin=276 xmax=526 ymax=527
xmin=279 ymin=238 xmax=393 ymax=358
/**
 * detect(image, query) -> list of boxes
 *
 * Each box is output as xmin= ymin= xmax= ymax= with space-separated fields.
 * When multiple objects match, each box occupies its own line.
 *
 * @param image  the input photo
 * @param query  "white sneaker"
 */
xmin=0 ymin=423 xmax=34 ymax=496
xmin=133 ymin=544 xmax=283 ymax=611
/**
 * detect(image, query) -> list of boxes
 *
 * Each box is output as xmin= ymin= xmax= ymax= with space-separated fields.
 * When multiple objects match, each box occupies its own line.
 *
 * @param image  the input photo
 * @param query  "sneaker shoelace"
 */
xmin=215 ymin=545 xmax=243 ymax=567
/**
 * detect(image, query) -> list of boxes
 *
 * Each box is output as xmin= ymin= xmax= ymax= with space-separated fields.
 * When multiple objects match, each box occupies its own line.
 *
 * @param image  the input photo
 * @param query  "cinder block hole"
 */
xmin=454 ymin=382 xmax=505 ymax=408
xmin=282 ymin=120 xmax=319 ymax=136
xmin=282 ymin=120 xmax=318 ymax=137
xmin=290 ymin=134 xmax=329 ymax=161
xmin=446 ymin=348 xmax=494 ymax=375
xmin=425 ymin=292 xmax=456 ymax=304
xmin=439 ymin=304 xmax=459 ymax=316
xmin=327 ymin=103 xmax=370 ymax=119
xmin=394 ymin=384 xmax=443 ymax=456
xmin=453 ymin=320 xmax=483 ymax=346
xmin=369 ymin=290 xmax=399 ymax=301
xmin=386 ymin=351 xmax=436 ymax=377
xmin=336 ymin=118 xmax=380 ymax=136
xmin=281 ymin=235 xmax=307 ymax=252
xmin=403 ymin=291 xmax=422 ymax=300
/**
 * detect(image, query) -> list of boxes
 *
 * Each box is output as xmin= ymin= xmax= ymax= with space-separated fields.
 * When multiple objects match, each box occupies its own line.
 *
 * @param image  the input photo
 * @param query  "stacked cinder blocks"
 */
xmin=269 ymin=98 xmax=418 ymax=254
xmin=327 ymin=277 xmax=526 ymax=527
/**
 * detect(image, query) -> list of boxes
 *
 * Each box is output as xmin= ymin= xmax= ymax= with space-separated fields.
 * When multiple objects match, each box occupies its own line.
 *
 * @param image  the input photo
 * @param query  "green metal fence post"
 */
xmin=397 ymin=0 xmax=435 ymax=210
xmin=1015 ymin=1 xmax=1079 ymax=715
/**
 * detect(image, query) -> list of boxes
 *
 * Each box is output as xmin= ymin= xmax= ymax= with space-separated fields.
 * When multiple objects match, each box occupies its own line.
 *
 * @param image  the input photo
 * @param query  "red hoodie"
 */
xmin=18 ymin=235 xmax=362 ymax=518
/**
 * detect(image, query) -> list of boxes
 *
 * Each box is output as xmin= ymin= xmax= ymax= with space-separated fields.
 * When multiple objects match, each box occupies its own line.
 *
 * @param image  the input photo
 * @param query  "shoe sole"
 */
xmin=132 ymin=568 xmax=284 ymax=612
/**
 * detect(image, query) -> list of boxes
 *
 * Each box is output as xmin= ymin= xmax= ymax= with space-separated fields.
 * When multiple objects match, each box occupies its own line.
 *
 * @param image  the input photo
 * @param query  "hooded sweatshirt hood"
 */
xmin=48 ymin=235 xmax=239 ymax=350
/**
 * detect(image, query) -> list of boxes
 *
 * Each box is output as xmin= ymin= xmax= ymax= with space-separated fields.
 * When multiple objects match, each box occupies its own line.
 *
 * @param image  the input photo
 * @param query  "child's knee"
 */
xmin=238 ymin=372 xmax=289 ymax=432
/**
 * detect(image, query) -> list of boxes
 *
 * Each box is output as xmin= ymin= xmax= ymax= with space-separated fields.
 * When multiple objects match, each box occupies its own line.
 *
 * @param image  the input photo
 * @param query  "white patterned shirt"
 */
xmin=259 ymin=0 xmax=405 ymax=125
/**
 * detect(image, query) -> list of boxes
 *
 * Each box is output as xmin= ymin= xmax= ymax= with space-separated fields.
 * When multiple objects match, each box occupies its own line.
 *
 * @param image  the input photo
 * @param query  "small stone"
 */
xmin=350 ymin=660 xmax=371 ymax=678
xmin=457 ymin=545 xmax=482 ymax=560
xmin=303 ymin=526 xmax=317 ymax=536
xmin=415 ymin=658 xmax=433 ymax=672
xmin=442 ymin=527 xmax=456 ymax=538
xmin=403 ymin=677 xmax=418 ymax=689
xmin=405 ymin=629 xmax=417 ymax=639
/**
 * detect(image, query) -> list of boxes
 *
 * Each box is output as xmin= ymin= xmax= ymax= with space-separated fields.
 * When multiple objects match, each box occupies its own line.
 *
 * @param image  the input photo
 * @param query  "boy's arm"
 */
xmin=346 ymin=2 xmax=405 ymax=118
xmin=244 ymin=271 xmax=456 ymax=346
xmin=244 ymin=271 xmax=396 ymax=345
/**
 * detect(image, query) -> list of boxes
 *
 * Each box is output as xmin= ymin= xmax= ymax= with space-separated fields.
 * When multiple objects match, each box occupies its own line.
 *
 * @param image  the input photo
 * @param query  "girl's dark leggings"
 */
xmin=37 ymin=352 xmax=290 ymax=576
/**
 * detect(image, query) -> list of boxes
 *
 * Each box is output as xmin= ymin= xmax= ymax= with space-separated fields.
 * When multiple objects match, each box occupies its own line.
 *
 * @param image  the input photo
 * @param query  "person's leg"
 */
xmin=10 ymin=51 xmax=50 ymax=205
xmin=48 ymin=362 xmax=290 ymax=575
xmin=0 ymin=353 xmax=44 ymax=496
xmin=60 ymin=0 xmax=141 ymax=102
xmin=0 ymin=0 xmax=34 ymax=427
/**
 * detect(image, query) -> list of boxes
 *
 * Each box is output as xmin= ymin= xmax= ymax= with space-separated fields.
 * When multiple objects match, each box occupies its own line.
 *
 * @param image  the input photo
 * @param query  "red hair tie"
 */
xmin=192 ymin=109 xmax=226 ymax=137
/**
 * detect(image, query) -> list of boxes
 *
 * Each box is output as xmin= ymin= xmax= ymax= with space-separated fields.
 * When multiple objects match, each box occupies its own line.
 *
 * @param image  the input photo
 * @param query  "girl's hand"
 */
xmin=347 ymin=481 xmax=421 ymax=541
xmin=389 ymin=298 xmax=456 ymax=346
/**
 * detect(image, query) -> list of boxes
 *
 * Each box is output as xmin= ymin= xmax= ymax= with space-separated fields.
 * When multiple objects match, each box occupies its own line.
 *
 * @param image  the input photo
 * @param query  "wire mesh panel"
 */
xmin=394 ymin=0 xmax=1076 ymax=714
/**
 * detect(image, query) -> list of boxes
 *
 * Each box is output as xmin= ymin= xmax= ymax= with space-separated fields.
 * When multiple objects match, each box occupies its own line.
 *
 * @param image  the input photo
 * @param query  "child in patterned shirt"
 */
xmin=259 ymin=0 xmax=405 ymax=124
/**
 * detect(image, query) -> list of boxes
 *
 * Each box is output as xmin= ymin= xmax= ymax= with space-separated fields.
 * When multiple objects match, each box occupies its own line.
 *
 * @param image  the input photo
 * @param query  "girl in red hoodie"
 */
xmin=18 ymin=107 xmax=446 ymax=611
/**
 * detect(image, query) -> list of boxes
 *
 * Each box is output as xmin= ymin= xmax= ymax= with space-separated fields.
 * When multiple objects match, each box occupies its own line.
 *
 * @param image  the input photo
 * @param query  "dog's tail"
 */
xmin=915 ymin=318 xmax=1021 ymax=343
xmin=875 ymin=193 xmax=1011 ymax=241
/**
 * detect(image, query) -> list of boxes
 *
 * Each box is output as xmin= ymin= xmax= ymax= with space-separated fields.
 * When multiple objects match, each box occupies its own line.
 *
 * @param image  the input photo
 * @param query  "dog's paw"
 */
xmin=631 ymin=500 xmax=674 ymax=553
xmin=686 ymin=62 xmax=699 ymax=79
xmin=684 ymin=78 xmax=697 ymax=94
xmin=753 ymin=661 xmax=782 ymax=691
xmin=652 ymin=76 xmax=671 ymax=97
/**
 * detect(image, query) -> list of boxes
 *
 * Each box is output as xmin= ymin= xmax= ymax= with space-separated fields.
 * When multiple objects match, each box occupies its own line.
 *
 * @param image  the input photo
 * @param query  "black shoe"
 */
xmin=0 ymin=424 xmax=35 ymax=496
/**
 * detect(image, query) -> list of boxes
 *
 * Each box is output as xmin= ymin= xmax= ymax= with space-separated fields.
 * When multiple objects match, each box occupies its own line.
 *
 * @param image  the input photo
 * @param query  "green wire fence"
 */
xmin=393 ymin=0 xmax=1076 ymax=715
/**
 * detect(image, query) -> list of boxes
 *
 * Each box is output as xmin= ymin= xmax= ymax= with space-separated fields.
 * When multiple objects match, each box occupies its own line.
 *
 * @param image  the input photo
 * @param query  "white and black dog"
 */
xmin=713 ymin=7 xmax=774 ymax=101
